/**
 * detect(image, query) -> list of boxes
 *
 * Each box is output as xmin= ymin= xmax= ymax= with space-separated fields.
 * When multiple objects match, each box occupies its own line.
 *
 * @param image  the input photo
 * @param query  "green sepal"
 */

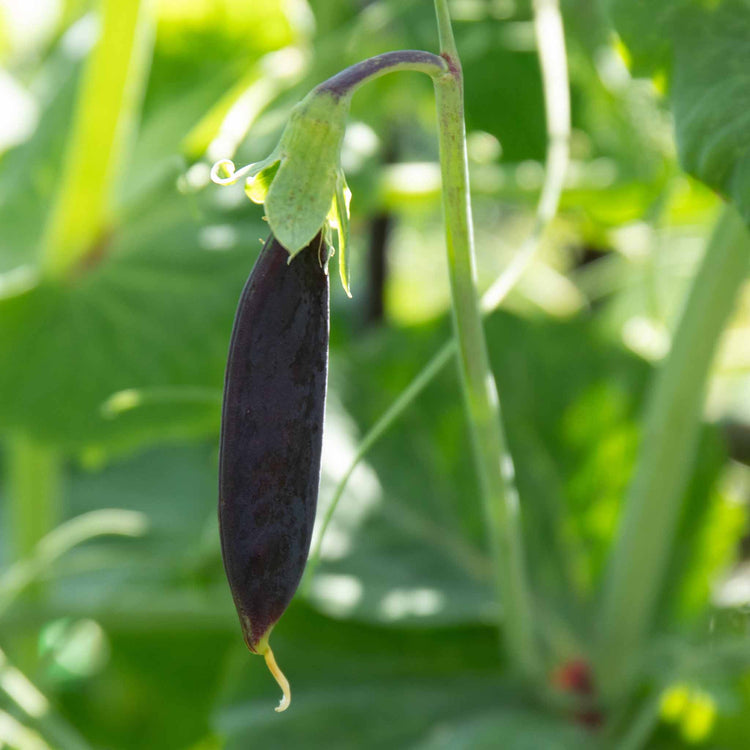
xmin=265 ymin=90 xmax=350 ymax=256
xmin=212 ymin=87 xmax=353 ymax=263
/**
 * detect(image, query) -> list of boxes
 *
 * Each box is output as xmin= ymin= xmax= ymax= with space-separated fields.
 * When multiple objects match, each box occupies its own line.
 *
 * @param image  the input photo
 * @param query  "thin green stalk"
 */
xmin=432 ymin=0 xmax=541 ymax=681
xmin=597 ymin=206 xmax=750 ymax=699
xmin=433 ymin=0 xmax=458 ymax=59
xmin=2 ymin=435 xmax=61 ymax=683
xmin=304 ymin=344 xmax=455 ymax=587
xmin=42 ymin=0 xmax=155 ymax=278
xmin=481 ymin=0 xmax=569 ymax=310
xmin=6 ymin=436 xmax=61 ymax=564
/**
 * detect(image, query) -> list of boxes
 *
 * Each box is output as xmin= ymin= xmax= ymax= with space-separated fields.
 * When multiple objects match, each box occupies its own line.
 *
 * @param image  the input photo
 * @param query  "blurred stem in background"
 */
xmin=3 ymin=0 xmax=155 ymax=581
xmin=6 ymin=437 xmax=61 ymax=565
xmin=432 ymin=0 xmax=541 ymax=682
xmin=480 ymin=0 xmax=570 ymax=311
xmin=42 ymin=0 xmax=155 ymax=279
xmin=4 ymin=435 xmax=61 ymax=669
xmin=597 ymin=205 xmax=750 ymax=702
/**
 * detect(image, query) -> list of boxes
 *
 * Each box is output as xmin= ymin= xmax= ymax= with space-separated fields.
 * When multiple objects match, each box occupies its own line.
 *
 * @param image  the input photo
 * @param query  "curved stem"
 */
xmin=306 ymin=0 xmax=570 ymax=629
xmin=315 ymin=50 xmax=448 ymax=99
xmin=481 ymin=0 xmax=570 ymax=310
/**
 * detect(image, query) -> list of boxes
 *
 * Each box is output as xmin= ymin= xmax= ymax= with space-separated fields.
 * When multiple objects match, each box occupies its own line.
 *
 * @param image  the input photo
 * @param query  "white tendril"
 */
xmin=210 ymin=159 xmax=257 ymax=186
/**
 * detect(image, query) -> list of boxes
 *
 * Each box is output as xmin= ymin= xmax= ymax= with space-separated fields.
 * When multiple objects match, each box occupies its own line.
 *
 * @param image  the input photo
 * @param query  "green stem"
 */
xmin=307 ymin=0 xmax=570 ymax=601
xmin=431 ymin=2 xmax=541 ymax=681
xmin=2 ymin=436 xmax=61 ymax=687
xmin=42 ymin=0 xmax=154 ymax=278
xmin=315 ymin=50 xmax=447 ymax=97
xmin=480 ymin=0 xmax=569 ymax=310
xmin=433 ymin=0 xmax=458 ymax=59
xmin=597 ymin=206 xmax=750 ymax=699
xmin=6 ymin=435 xmax=62 ymax=565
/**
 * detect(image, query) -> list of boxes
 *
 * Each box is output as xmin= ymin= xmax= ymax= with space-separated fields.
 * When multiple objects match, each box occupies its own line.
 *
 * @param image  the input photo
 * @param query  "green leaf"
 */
xmin=671 ymin=3 xmax=750 ymax=223
xmin=608 ymin=0 xmax=750 ymax=222
xmin=0 ymin=0 xmax=314 ymax=453
xmin=0 ymin=179 xmax=264 ymax=450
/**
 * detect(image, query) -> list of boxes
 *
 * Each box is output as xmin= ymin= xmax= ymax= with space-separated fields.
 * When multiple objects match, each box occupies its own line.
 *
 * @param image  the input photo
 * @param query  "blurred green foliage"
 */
xmin=0 ymin=0 xmax=749 ymax=748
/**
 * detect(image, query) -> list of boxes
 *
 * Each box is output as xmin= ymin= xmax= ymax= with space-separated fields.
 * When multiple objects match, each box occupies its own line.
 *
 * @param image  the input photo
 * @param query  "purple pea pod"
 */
xmin=219 ymin=232 xmax=329 ymax=712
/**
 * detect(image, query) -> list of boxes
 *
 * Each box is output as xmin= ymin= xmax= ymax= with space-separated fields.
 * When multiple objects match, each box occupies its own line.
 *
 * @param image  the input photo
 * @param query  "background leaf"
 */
xmin=606 ymin=0 xmax=750 ymax=222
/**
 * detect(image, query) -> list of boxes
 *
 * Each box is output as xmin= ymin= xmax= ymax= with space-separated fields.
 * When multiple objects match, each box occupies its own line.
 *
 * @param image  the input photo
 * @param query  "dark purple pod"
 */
xmin=219 ymin=232 xmax=329 ymax=711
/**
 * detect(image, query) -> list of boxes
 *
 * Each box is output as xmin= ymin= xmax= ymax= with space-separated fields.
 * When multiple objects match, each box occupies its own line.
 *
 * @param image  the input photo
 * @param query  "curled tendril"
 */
xmin=210 ymin=159 xmax=257 ymax=186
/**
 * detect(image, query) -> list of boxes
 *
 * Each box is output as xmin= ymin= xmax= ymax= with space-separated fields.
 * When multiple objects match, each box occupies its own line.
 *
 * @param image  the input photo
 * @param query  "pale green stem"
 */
xmin=481 ymin=0 xmax=569 ymax=310
xmin=2 ymin=436 xmax=61 ymax=724
xmin=433 ymin=0 xmax=458 ymax=58
xmin=597 ymin=206 xmax=750 ymax=700
xmin=431 ymin=2 xmax=541 ymax=681
xmin=42 ymin=0 xmax=155 ymax=278
xmin=4 ymin=434 xmax=61 ymax=667
xmin=6 ymin=435 xmax=62 ymax=565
